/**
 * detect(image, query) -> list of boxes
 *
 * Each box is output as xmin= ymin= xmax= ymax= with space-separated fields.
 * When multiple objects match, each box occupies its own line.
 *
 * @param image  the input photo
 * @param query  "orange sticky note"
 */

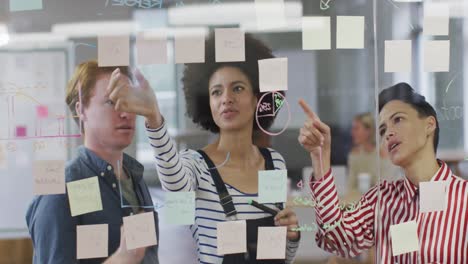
xmin=123 ymin=211 xmax=158 ymax=250
xmin=98 ymin=35 xmax=130 ymax=67
xmin=76 ymin=224 xmax=108 ymax=259
xmin=256 ymin=226 xmax=287 ymax=259
xmin=217 ymin=220 xmax=247 ymax=255
xmin=33 ymin=160 xmax=65 ymax=195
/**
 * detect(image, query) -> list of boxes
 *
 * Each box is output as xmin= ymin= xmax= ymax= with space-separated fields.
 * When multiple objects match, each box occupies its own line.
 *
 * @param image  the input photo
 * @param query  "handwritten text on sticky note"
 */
xmin=215 ymin=28 xmax=245 ymax=62
xmin=123 ymin=211 xmax=158 ymax=250
xmin=257 ymin=226 xmax=287 ymax=259
xmin=258 ymin=170 xmax=287 ymax=203
xmin=76 ymin=224 xmax=108 ymax=259
xmin=217 ymin=220 xmax=247 ymax=255
xmin=67 ymin=177 xmax=103 ymax=217
xmin=165 ymin=191 xmax=195 ymax=225
xmin=98 ymin=35 xmax=130 ymax=67
xmin=390 ymin=221 xmax=419 ymax=256
xmin=33 ymin=160 xmax=65 ymax=195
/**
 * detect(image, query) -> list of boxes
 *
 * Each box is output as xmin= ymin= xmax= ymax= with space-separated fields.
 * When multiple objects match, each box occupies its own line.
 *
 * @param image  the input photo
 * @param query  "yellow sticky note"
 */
xmin=423 ymin=3 xmax=449 ymax=36
xmin=217 ymin=220 xmax=247 ymax=255
xmin=302 ymin=17 xmax=331 ymax=50
xmin=123 ymin=212 xmax=158 ymax=250
xmin=215 ymin=28 xmax=245 ymax=62
xmin=255 ymin=0 xmax=287 ymax=30
xmin=136 ymin=32 xmax=168 ymax=65
xmin=98 ymin=35 xmax=130 ymax=67
xmin=384 ymin=40 xmax=412 ymax=73
xmin=76 ymin=224 xmax=108 ymax=259
xmin=67 ymin=177 xmax=103 ymax=217
xmin=336 ymin=16 xmax=365 ymax=49
xmin=33 ymin=160 xmax=65 ymax=195
xmin=174 ymin=34 xmax=205 ymax=64
xmin=424 ymin=40 xmax=450 ymax=72
xmin=390 ymin=221 xmax=419 ymax=256
xmin=420 ymin=181 xmax=447 ymax=213
xmin=258 ymin=58 xmax=288 ymax=93
xmin=256 ymin=226 xmax=287 ymax=259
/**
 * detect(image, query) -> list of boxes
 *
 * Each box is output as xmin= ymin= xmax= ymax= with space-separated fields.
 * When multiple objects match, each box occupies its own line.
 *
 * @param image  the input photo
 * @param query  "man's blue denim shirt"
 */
xmin=26 ymin=146 xmax=159 ymax=264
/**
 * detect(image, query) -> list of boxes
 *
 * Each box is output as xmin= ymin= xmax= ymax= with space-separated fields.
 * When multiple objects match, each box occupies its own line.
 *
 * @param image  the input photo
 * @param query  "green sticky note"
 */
xmin=258 ymin=170 xmax=287 ymax=203
xmin=164 ymin=191 xmax=195 ymax=225
xmin=67 ymin=177 xmax=103 ymax=217
xmin=10 ymin=0 xmax=43 ymax=11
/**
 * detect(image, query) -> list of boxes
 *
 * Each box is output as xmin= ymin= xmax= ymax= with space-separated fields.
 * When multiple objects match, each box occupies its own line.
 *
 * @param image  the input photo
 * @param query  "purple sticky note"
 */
xmin=16 ymin=126 xmax=27 ymax=137
xmin=36 ymin=105 xmax=49 ymax=118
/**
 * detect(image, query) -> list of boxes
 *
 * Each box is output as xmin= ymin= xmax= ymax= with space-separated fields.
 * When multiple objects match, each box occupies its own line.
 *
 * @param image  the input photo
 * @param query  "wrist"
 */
xmin=145 ymin=112 xmax=163 ymax=128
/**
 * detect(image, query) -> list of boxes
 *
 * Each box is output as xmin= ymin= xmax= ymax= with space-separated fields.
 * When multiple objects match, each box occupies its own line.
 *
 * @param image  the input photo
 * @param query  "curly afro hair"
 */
xmin=182 ymin=32 xmax=284 ymax=133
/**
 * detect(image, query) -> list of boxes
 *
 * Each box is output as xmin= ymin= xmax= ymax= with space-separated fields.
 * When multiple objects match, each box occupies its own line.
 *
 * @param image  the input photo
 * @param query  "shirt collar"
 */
xmin=403 ymin=160 xmax=453 ymax=203
xmin=78 ymin=146 xmax=144 ymax=182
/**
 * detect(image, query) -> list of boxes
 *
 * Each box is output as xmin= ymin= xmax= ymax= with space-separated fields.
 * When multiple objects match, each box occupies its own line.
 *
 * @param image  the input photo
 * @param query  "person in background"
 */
xmin=347 ymin=113 xmax=400 ymax=200
xmin=26 ymin=61 xmax=159 ymax=264
xmin=298 ymin=82 xmax=467 ymax=263
xmin=106 ymin=32 xmax=300 ymax=263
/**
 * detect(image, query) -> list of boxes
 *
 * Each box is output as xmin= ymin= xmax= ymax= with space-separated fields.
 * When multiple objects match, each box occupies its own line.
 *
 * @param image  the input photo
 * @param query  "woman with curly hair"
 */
xmin=106 ymin=32 xmax=300 ymax=263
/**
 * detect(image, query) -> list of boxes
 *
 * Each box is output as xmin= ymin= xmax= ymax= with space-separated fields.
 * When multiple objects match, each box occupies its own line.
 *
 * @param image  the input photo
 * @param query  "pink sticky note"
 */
xmin=136 ymin=32 xmax=168 ymax=65
xmin=33 ymin=160 xmax=65 ymax=195
xmin=217 ymin=220 xmax=247 ymax=255
xmin=257 ymin=226 xmax=287 ymax=259
xmin=16 ymin=126 xmax=27 ymax=137
xmin=98 ymin=35 xmax=130 ymax=67
xmin=76 ymin=224 xmax=109 ymax=259
xmin=123 ymin=212 xmax=157 ymax=250
xmin=174 ymin=34 xmax=205 ymax=64
xmin=36 ymin=105 xmax=49 ymax=118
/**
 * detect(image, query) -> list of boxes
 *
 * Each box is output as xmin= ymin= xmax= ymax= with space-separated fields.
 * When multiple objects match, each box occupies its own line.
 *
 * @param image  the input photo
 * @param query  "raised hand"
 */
xmin=105 ymin=68 xmax=163 ymax=127
xmin=298 ymin=99 xmax=331 ymax=179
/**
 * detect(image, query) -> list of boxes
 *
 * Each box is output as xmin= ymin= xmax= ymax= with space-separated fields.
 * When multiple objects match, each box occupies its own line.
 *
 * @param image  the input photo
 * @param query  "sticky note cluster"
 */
xmin=302 ymin=16 xmax=365 ymax=50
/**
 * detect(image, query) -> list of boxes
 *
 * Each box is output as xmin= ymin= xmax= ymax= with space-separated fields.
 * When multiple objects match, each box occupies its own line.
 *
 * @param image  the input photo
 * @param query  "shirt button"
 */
xmin=130 ymin=212 xmax=134 ymax=216
xmin=100 ymin=172 xmax=105 ymax=177
xmin=107 ymin=165 xmax=112 ymax=171
xmin=112 ymin=183 xmax=116 ymax=188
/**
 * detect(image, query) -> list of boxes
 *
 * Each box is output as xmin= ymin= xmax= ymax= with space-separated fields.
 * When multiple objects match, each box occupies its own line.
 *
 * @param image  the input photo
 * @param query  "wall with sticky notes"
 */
xmin=1 ymin=0 xmax=468 ymax=264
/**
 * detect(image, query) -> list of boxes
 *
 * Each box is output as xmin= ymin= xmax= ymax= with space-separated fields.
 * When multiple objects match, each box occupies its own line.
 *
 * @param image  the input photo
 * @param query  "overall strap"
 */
xmin=258 ymin=147 xmax=284 ymax=211
xmin=197 ymin=150 xmax=237 ymax=218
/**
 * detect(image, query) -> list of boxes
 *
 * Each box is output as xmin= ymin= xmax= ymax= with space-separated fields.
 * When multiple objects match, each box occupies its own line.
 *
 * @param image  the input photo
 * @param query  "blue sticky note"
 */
xmin=164 ymin=191 xmax=195 ymax=225
xmin=258 ymin=170 xmax=287 ymax=203
xmin=10 ymin=0 xmax=43 ymax=11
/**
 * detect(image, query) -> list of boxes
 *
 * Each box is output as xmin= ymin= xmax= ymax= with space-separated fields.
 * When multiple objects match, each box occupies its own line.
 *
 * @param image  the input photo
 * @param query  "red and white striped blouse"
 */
xmin=310 ymin=161 xmax=468 ymax=264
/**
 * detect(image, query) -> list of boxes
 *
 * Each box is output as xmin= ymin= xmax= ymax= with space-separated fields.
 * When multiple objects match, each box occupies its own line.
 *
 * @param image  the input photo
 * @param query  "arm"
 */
xmin=105 ymin=68 xmax=199 ymax=192
xmin=26 ymin=195 xmax=79 ymax=264
xmin=297 ymin=99 xmax=376 ymax=258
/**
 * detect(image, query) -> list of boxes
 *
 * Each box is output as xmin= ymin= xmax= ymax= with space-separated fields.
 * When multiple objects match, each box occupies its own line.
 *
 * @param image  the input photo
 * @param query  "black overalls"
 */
xmin=197 ymin=148 xmax=287 ymax=264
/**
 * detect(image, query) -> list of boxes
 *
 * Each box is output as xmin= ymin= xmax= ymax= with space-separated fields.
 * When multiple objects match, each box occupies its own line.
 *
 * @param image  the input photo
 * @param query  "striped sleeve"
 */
xmin=146 ymin=121 xmax=200 ymax=192
xmin=269 ymin=149 xmax=300 ymax=264
xmin=309 ymin=169 xmax=377 ymax=258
